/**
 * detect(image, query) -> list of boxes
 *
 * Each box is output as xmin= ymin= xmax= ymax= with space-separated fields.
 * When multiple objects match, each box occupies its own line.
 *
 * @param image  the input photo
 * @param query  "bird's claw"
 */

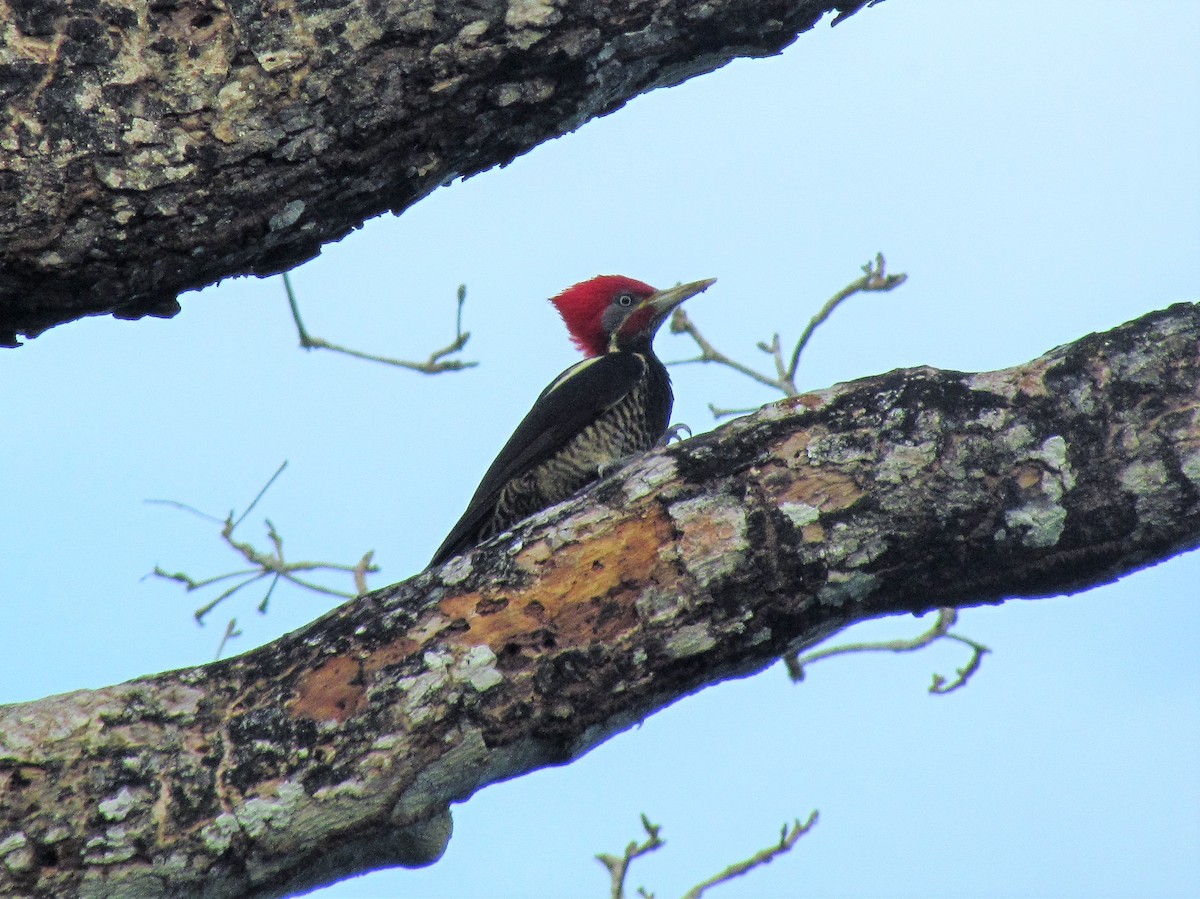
xmin=658 ymin=423 xmax=692 ymax=447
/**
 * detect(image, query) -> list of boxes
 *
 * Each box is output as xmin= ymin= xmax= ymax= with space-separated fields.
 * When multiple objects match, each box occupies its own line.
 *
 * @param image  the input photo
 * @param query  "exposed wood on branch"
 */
xmin=0 ymin=0 xmax=870 ymax=344
xmin=1 ymin=302 xmax=1198 ymax=897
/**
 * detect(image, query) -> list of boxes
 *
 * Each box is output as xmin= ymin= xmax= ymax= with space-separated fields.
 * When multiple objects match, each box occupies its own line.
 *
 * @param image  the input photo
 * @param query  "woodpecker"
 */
xmin=429 ymin=275 xmax=716 ymax=567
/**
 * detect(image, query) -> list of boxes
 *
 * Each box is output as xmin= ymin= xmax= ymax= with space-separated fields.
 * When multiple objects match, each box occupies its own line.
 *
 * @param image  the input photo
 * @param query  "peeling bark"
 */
xmin=2 ymin=302 xmax=1198 ymax=897
xmin=0 ymin=0 xmax=870 ymax=344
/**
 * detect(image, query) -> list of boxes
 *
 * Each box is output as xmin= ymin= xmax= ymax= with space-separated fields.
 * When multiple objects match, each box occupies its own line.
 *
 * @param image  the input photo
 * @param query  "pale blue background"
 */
xmin=3 ymin=2 xmax=1198 ymax=896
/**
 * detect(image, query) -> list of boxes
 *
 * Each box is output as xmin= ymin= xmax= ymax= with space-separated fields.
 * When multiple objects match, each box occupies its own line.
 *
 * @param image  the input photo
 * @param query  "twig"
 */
xmin=930 ymin=633 xmax=991 ymax=694
xmin=352 ymin=551 xmax=375 ymax=597
xmin=668 ymin=312 xmax=791 ymax=392
xmin=142 ymin=498 xmax=225 ymax=525
xmin=233 ymin=461 xmax=287 ymax=530
xmin=256 ymin=571 xmax=281 ymax=614
xmin=598 ymin=812 xmax=816 ymax=899
xmin=596 ymin=814 xmax=664 ymax=899
xmin=149 ymin=566 xmax=262 ymax=592
xmin=784 ymin=608 xmax=991 ymax=694
xmin=785 ymin=253 xmax=906 ymax=384
xmin=668 ymin=254 xmax=907 ymax=416
xmin=706 ymin=402 xmax=759 ymax=419
xmin=214 ymin=618 xmax=243 ymax=661
xmin=189 ymin=572 xmax=270 ymax=622
xmin=681 ymin=812 xmax=819 ymax=899
xmin=147 ymin=464 xmax=381 ymax=650
xmin=283 ymin=273 xmax=477 ymax=373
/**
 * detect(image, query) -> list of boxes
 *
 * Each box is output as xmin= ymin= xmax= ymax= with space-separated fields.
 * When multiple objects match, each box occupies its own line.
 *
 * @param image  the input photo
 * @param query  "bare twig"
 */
xmin=681 ymin=812 xmax=819 ymax=899
xmin=147 ymin=464 xmax=381 ymax=648
xmin=213 ymin=618 xmax=243 ymax=661
xmin=187 ymin=570 xmax=270 ymax=622
xmin=668 ymin=254 xmax=907 ymax=417
xmin=234 ymin=461 xmax=287 ymax=530
xmin=706 ymin=402 xmax=759 ymax=419
xmin=930 ymin=633 xmax=991 ymax=694
xmin=599 ymin=812 xmax=817 ymax=899
xmin=596 ymin=814 xmax=664 ymax=899
xmin=668 ymin=310 xmax=790 ymax=392
xmin=784 ymin=608 xmax=991 ymax=694
xmin=142 ymin=498 xmax=225 ymax=525
xmin=785 ymin=253 xmax=906 ymax=384
xmin=352 ymin=551 xmax=375 ymax=597
xmin=283 ymin=273 xmax=477 ymax=373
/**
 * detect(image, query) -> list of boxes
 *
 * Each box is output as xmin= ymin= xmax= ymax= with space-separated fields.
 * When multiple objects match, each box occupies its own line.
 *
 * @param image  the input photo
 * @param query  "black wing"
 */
xmin=429 ymin=352 xmax=650 ymax=567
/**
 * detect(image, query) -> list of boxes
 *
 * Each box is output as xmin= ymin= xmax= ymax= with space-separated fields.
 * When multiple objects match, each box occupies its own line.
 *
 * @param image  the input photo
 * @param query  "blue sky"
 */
xmin=3 ymin=1 xmax=1198 ymax=896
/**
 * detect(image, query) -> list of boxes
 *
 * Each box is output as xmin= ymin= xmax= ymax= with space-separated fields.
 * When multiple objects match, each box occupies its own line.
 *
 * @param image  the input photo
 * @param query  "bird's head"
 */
xmin=550 ymin=275 xmax=717 ymax=357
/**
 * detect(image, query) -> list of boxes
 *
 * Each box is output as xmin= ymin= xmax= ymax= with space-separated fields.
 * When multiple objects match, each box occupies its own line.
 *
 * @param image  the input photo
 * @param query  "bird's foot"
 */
xmin=597 ymin=425 xmax=691 ymax=479
xmin=657 ymin=422 xmax=692 ymax=448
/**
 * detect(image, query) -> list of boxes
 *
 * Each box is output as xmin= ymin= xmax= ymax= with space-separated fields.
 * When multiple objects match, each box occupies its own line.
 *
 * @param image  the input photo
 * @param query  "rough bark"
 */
xmin=2 ymin=302 xmax=1198 ymax=898
xmin=0 ymin=0 xmax=870 ymax=344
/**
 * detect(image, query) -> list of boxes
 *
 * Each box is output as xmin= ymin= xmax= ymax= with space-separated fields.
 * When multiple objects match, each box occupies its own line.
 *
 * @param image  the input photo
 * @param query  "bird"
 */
xmin=428 ymin=274 xmax=716 ymax=568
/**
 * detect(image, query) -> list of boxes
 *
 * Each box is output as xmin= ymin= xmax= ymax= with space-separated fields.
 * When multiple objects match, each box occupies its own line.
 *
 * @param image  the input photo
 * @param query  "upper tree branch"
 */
xmin=0 ymin=0 xmax=873 ymax=345
xmin=2 ymin=302 xmax=1198 ymax=897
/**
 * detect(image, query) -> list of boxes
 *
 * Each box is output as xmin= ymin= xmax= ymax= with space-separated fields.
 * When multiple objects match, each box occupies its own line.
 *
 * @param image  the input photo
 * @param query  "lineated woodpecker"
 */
xmin=429 ymin=275 xmax=716 ymax=567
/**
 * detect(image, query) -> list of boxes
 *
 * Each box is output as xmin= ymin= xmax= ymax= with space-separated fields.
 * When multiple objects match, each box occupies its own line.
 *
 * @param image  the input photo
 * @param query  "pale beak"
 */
xmin=643 ymin=278 xmax=717 ymax=317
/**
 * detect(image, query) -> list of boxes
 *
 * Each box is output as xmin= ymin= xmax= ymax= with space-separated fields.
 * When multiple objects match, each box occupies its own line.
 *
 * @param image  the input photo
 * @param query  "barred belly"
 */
xmin=483 ymin=377 xmax=658 ymax=539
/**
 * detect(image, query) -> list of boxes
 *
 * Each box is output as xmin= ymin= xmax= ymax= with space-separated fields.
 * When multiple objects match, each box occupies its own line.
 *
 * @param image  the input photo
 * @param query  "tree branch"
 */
xmin=146 ymin=462 xmax=380 ymax=654
xmin=2 ymin=302 xmax=1197 ymax=897
xmin=681 ymin=813 xmax=818 ymax=899
xmin=597 ymin=811 xmax=818 ymax=899
xmin=596 ymin=814 xmax=664 ymax=899
xmin=783 ymin=606 xmax=991 ymax=693
xmin=0 ymin=0 xmax=875 ymax=345
xmin=283 ymin=276 xmax=476 ymax=373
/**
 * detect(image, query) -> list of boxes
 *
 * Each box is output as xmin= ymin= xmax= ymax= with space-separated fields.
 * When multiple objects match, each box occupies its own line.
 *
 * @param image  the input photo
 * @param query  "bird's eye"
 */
xmin=617 ymin=294 xmax=634 ymax=307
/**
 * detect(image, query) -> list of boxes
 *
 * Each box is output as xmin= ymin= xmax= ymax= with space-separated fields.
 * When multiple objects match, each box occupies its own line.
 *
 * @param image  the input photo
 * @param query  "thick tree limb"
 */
xmin=2 ymin=302 xmax=1198 ymax=898
xmin=0 ymin=0 xmax=871 ymax=344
